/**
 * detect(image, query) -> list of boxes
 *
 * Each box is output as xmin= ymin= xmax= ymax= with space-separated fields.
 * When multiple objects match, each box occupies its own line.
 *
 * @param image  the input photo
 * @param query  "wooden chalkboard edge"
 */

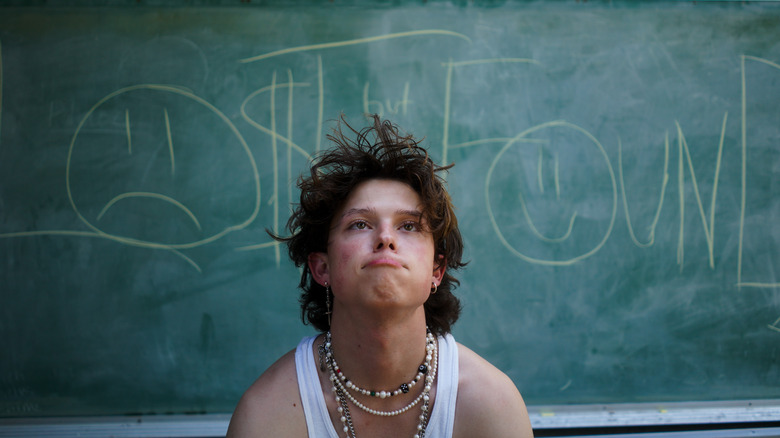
xmin=0 ymin=401 xmax=779 ymax=437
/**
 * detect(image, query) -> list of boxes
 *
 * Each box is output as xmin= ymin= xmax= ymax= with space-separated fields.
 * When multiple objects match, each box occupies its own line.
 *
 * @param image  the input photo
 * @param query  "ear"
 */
xmin=432 ymin=255 xmax=446 ymax=287
xmin=308 ymin=252 xmax=330 ymax=286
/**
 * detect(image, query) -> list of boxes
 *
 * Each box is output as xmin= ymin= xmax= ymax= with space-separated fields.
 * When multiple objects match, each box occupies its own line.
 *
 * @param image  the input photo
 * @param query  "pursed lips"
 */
xmin=364 ymin=257 xmax=405 ymax=269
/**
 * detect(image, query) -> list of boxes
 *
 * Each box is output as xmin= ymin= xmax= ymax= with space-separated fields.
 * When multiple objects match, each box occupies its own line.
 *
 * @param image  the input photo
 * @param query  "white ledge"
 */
xmin=528 ymin=399 xmax=780 ymax=429
xmin=0 ymin=400 xmax=779 ymax=437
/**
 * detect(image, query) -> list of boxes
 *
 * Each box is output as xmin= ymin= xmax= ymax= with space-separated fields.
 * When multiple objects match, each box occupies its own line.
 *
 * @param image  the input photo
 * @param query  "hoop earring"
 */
xmin=431 ymin=282 xmax=438 ymax=294
xmin=324 ymin=282 xmax=332 ymax=327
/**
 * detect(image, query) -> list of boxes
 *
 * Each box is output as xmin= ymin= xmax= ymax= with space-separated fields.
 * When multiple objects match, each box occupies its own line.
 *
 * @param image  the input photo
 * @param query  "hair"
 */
xmin=274 ymin=114 xmax=465 ymax=335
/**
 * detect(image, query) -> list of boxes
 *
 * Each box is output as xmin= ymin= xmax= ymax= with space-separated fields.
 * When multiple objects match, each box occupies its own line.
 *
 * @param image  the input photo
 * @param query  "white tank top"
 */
xmin=294 ymin=333 xmax=459 ymax=438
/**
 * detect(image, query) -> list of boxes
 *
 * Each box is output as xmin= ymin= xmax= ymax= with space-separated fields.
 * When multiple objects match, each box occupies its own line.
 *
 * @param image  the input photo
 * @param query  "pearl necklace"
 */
xmin=322 ymin=329 xmax=438 ymax=438
xmin=327 ymin=330 xmax=434 ymax=399
xmin=329 ymin=338 xmax=437 ymax=416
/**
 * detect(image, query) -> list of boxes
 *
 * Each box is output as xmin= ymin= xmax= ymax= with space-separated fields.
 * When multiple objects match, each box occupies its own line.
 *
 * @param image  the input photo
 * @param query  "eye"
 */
xmin=349 ymin=220 xmax=368 ymax=230
xmin=401 ymin=221 xmax=420 ymax=232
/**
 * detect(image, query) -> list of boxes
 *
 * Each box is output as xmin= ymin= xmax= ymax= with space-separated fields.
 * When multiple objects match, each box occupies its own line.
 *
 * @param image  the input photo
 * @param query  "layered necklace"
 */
xmin=320 ymin=328 xmax=438 ymax=438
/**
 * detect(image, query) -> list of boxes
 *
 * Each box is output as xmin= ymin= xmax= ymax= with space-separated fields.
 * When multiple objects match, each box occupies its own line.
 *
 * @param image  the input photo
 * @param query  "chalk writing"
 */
xmin=674 ymin=114 xmax=726 ymax=271
xmin=618 ymin=133 xmax=669 ymax=248
xmin=0 ymin=31 xmax=777 ymax=299
xmin=65 ymin=84 xmax=260 ymax=250
xmin=125 ymin=109 xmax=132 ymax=154
xmin=238 ymin=30 xmax=471 ymax=64
xmin=737 ymin=56 xmax=780 ymax=290
xmin=363 ymin=81 xmax=411 ymax=117
xmin=441 ymin=58 xmax=540 ymax=166
xmin=769 ymin=317 xmax=780 ymax=333
xmin=484 ymin=120 xmax=618 ymax=266
xmin=97 ymin=192 xmax=202 ymax=231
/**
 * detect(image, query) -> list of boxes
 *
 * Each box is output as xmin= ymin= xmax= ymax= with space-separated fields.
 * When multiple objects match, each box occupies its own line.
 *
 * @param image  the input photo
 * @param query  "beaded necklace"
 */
xmin=321 ymin=329 xmax=438 ymax=438
xmin=327 ymin=330 xmax=435 ymax=399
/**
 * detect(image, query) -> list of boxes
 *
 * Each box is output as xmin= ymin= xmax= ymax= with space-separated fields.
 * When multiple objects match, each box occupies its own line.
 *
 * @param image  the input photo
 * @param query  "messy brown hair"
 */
xmin=275 ymin=114 xmax=465 ymax=335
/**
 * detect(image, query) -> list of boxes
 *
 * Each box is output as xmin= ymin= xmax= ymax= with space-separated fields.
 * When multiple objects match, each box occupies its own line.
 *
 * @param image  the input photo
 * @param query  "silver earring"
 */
xmin=325 ymin=282 xmax=332 ymax=327
xmin=431 ymin=282 xmax=438 ymax=294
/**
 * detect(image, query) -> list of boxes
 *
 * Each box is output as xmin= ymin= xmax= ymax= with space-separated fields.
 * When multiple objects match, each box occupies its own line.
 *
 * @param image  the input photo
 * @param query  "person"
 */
xmin=226 ymin=115 xmax=533 ymax=438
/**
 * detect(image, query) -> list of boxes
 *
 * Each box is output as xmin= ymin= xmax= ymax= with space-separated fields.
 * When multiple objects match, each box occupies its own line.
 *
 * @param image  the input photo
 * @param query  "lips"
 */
xmin=364 ymin=257 xmax=404 ymax=268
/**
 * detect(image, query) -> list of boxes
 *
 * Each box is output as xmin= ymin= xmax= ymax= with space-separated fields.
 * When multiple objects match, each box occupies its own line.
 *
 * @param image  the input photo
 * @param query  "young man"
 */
xmin=227 ymin=116 xmax=533 ymax=438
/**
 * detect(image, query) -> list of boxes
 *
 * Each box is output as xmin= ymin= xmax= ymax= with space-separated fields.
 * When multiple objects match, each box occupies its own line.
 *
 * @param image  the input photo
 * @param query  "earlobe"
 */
xmin=308 ymin=252 xmax=330 ymax=286
xmin=432 ymin=255 xmax=446 ymax=285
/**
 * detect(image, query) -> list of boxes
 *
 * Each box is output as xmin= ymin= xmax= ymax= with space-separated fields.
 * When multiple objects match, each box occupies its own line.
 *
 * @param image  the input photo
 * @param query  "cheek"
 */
xmin=339 ymin=241 xmax=361 ymax=264
xmin=329 ymin=241 xmax=361 ymax=283
xmin=340 ymin=246 xmax=355 ymax=265
xmin=412 ymin=239 xmax=436 ymax=266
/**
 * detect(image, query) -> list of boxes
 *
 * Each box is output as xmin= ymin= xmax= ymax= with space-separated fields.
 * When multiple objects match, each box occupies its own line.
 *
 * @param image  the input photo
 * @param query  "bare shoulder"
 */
xmin=226 ymin=349 xmax=308 ymax=438
xmin=452 ymin=343 xmax=534 ymax=438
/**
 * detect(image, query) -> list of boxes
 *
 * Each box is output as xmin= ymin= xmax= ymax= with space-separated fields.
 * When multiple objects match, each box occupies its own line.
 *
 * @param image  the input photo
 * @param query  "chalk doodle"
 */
xmin=0 ymin=31 xmax=777 ymax=300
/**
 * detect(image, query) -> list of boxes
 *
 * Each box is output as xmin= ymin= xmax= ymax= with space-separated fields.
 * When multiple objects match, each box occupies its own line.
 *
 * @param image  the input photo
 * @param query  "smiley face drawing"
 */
xmin=66 ymin=84 xmax=260 ymax=251
xmin=485 ymin=120 xmax=617 ymax=266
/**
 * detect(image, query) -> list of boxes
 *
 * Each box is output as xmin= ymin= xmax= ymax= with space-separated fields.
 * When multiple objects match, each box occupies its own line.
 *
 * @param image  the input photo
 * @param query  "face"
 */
xmin=308 ymin=179 xmax=445 ymax=316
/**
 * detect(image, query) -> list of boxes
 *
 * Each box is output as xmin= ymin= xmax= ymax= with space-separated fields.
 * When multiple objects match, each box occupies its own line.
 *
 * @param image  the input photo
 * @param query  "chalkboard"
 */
xmin=1 ymin=1 xmax=779 ymax=418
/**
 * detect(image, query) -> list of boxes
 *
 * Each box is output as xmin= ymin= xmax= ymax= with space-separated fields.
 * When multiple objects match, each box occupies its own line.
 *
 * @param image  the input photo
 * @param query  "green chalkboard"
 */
xmin=1 ymin=1 xmax=779 ymax=418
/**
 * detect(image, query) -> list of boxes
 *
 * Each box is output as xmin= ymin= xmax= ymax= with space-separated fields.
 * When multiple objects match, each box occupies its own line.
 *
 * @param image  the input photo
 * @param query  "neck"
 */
xmin=328 ymin=311 xmax=430 ymax=390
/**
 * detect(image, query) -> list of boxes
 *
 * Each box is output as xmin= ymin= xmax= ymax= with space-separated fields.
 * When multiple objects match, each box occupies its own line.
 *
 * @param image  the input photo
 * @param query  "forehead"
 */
xmin=338 ymin=179 xmax=422 ymax=214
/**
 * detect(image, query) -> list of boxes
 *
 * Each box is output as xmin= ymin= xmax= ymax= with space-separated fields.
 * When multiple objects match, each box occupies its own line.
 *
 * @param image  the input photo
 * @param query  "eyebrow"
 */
xmin=339 ymin=207 xmax=424 ymax=220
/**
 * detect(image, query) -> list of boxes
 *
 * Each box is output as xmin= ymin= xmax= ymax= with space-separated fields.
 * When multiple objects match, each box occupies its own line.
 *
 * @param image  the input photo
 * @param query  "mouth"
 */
xmin=364 ymin=258 xmax=404 ymax=269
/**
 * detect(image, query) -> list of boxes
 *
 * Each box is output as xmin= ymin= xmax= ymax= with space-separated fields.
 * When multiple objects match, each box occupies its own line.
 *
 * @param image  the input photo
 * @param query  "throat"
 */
xmin=328 ymin=318 xmax=429 ymax=388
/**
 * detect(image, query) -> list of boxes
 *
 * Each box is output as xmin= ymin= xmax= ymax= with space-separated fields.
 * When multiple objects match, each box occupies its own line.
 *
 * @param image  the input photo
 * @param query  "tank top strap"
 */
xmin=295 ymin=336 xmax=340 ymax=438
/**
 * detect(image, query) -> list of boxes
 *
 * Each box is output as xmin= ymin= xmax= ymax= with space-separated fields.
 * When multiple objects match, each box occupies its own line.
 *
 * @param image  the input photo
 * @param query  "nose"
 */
xmin=375 ymin=224 xmax=396 ymax=251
